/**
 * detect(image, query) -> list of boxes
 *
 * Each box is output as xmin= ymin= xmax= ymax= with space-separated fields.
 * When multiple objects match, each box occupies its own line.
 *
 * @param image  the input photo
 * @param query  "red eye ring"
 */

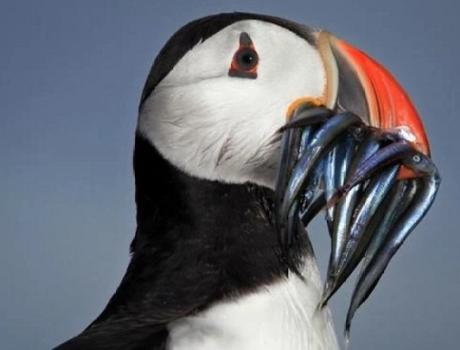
xmin=229 ymin=47 xmax=259 ymax=79
xmin=228 ymin=32 xmax=259 ymax=79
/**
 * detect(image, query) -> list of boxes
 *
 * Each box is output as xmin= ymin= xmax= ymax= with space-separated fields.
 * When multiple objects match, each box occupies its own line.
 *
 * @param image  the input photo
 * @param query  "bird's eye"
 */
xmin=228 ymin=32 xmax=259 ymax=79
xmin=232 ymin=48 xmax=258 ymax=74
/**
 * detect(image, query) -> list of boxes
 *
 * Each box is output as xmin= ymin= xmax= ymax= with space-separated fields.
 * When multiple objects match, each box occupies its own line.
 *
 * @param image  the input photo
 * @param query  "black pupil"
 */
xmin=238 ymin=49 xmax=257 ymax=69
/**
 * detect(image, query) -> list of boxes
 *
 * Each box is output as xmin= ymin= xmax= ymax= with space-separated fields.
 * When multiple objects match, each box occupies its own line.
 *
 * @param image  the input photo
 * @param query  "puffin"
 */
xmin=54 ymin=12 xmax=434 ymax=350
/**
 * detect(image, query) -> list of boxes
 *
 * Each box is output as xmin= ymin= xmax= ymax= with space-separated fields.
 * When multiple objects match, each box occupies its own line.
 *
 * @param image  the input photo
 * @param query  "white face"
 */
xmin=138 ymin=20 xmax=326 ymax=189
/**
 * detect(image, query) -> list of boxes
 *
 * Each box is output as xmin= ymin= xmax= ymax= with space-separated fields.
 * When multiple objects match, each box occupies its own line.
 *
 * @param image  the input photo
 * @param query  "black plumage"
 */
xmin=55 ymin=12 xmax=317 ymax=350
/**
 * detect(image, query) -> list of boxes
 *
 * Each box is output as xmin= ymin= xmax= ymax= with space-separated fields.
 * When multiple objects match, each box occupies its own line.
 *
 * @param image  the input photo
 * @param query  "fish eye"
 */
xmin=412 ymin=154 xmax=421 ymax=163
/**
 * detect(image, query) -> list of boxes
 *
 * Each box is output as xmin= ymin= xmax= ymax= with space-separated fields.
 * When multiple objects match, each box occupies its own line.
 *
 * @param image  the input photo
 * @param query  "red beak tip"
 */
xmin=333 ymin=38 xmax=431 ymax=156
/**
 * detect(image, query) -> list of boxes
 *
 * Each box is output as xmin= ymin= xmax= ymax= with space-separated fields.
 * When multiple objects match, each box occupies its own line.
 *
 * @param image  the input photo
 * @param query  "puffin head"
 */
xmin=138 ymin=12 xmax=428 ymax=189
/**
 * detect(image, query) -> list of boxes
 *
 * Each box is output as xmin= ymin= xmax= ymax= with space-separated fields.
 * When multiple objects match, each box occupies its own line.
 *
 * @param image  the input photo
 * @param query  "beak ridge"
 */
xmin=318 ymin=32 xmax=430 ymax=157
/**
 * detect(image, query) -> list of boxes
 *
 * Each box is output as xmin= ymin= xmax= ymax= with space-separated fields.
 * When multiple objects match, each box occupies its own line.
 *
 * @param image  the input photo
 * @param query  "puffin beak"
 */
xmin=276 ymin=31 xmax=440 ymax=336
xmin=318 ymin=31 xmax=430 ymax=157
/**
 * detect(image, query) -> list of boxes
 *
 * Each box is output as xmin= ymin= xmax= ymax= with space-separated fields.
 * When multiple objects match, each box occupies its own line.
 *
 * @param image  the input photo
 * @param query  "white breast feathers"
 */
xmin=166 ymin=257 xmax=338 ymax=350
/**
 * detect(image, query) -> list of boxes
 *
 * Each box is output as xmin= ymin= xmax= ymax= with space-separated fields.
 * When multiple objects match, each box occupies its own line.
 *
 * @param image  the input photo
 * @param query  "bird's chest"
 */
xmin=166 ymin=259 xmax=338 ymax=350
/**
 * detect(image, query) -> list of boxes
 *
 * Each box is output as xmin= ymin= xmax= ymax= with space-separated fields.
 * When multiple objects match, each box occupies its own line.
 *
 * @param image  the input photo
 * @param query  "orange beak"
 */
xmin=315 ymin=32 xmax=430 ymax=178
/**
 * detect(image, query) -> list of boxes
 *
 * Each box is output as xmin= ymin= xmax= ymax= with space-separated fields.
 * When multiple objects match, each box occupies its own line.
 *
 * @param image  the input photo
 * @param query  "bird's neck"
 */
xmin=132 ymin=133 xmax=309 ymax=295
xmin=129 ymin=135 xmax=339 ymax=350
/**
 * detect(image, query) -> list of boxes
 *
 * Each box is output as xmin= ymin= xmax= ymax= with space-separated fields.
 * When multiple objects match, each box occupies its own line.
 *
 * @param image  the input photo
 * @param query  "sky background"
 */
xmin=1 ymin=1 xmax=459 ymax=349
